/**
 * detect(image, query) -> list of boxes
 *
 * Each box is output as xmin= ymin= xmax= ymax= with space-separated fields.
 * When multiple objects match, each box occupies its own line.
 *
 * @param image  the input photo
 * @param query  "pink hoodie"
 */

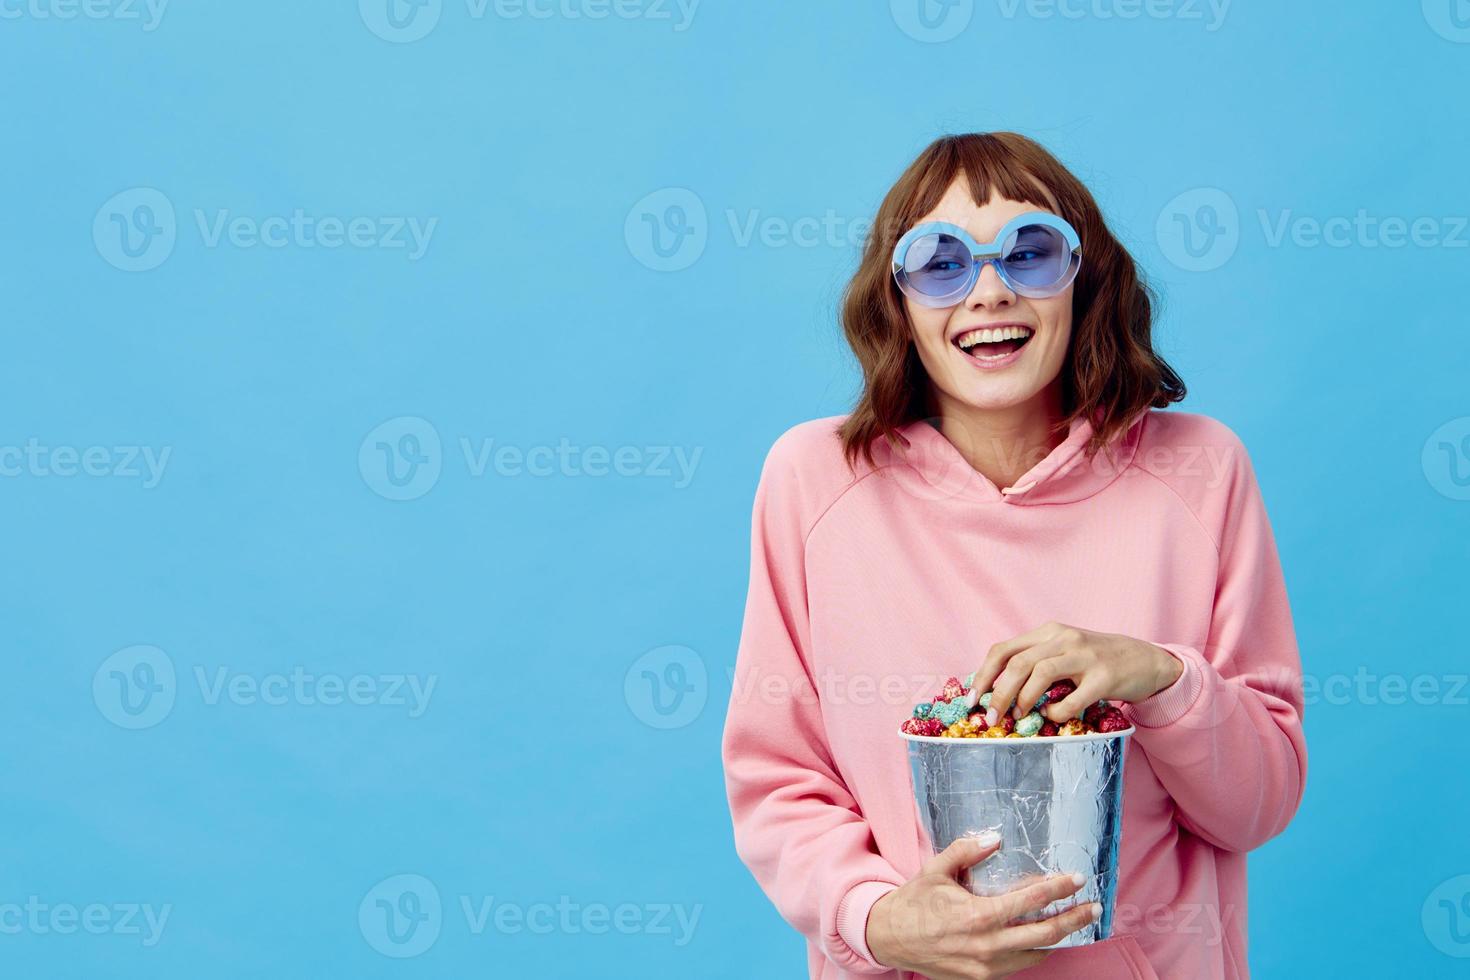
xmin=720 ymin=408 xmax=1307 ymax=980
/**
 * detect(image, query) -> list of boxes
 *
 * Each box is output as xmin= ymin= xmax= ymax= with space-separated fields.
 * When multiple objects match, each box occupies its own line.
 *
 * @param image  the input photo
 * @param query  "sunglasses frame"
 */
xmin=891 ymin=211 xmax=1083 ymax=307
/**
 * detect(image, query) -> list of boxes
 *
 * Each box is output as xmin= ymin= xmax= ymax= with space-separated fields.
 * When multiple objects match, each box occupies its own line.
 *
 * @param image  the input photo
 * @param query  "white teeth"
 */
xmin=955 ymin=325 xmax=1033 ymax=349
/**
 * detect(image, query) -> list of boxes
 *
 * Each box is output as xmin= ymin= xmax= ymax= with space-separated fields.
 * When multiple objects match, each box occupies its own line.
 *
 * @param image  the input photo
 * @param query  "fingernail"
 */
xmin=1090 ymin=903 xmax=1103 ymax=920
xmin=974 ymin=830 xmax=1000 ymax=847
xmin=1071 ymin=873 xmax=1085 ymax=887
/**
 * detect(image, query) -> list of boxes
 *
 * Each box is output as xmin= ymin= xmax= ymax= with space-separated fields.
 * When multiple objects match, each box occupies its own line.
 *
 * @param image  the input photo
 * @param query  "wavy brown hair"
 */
xmin=838 ymin=132 xmax=1185 ymax=469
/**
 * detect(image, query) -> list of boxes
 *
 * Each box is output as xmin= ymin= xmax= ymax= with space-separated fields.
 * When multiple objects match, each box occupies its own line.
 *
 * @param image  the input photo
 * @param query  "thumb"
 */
xmin=922 ymin=831 xmax=1000 ymax=879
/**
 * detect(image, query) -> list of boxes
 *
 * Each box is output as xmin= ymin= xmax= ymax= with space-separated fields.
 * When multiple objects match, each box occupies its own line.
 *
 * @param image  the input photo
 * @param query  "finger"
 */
xmin=970 ymin=622 xmax=1059 ymax=694
xmin=991 ymin=872 xmax=1084 ymax=925
xmin=1015 ymin=653 xmax=1086 ymax=723
xmin=1045 ymin=674 xmax=1108 ymax=723
xmin=999 ymin=899 xmax=1103 ymax=951
xmin=989 ymin=622 xmax=1063 ymax=662
xmin=990 ymin=639 xmax=1063 ymax=719
xmin=921 ymin=833 xmax=1001 ymax=879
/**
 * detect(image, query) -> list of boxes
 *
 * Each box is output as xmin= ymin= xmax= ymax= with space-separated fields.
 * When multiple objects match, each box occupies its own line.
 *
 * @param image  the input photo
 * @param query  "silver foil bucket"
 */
xmin=903 ymin=729 xmax=1132 ymax=948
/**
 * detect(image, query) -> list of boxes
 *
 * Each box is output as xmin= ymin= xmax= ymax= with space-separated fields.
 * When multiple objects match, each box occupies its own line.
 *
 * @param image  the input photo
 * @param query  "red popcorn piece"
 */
xmin=1043 ymin=679 xmax=1077 ymax=705
xmin=901 ymin=717 xmax=945 ymax=736
xmin=1039 ymin=720 xmax=1060 ymax=737
xmin=940 ymin=676 xmax=965 ymax=701
xmin=1083 ymin=702 xmax=1109 ymax=729
xmin=1095 ymin=707 xmax=1129 ymax=733
xmin=1000 ymin=713 xmax=1016 ymax=734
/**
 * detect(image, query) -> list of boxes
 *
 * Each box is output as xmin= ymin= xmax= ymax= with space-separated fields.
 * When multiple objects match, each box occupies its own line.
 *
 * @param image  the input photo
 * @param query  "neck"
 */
xmin=934 ymin=388 xmax=1068 ymax=490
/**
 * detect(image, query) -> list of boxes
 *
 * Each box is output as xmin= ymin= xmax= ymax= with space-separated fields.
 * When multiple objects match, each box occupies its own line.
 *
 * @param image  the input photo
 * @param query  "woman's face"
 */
xmin=903 ymin=178 xmax=1074 ymax=415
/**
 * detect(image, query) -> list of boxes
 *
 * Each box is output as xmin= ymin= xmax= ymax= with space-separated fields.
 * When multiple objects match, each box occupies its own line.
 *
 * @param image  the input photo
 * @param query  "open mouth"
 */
xmin=953 ymin=325 xmax=1035 ymax=362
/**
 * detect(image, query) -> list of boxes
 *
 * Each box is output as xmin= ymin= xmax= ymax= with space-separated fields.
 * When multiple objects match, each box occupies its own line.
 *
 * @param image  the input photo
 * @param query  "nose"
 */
xmin=964 ymin=259 xmax=1015 ymax=311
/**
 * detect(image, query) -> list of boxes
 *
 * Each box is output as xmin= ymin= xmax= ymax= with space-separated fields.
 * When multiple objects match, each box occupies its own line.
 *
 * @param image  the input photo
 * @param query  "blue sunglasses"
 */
xmin=891 ymin=212 xmax=1082 ymax=307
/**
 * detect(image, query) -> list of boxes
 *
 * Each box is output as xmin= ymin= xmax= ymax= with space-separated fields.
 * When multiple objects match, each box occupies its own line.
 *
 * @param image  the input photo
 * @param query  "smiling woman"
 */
xmin=721 ymin=132 xmax=1307 ymax=980
xmin=839 ymin=132 xmax=1185 ymax=475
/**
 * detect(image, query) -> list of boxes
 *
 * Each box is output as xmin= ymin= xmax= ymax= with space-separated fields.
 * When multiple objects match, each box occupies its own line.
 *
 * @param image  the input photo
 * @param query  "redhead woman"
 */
xmin=720 ymin=132 xmax=1307 ymax=980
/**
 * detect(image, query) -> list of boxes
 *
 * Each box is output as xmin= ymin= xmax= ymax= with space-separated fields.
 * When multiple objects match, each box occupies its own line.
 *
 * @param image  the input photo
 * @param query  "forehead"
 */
xmin=914 ymin=176 xmax=1060 ymax=242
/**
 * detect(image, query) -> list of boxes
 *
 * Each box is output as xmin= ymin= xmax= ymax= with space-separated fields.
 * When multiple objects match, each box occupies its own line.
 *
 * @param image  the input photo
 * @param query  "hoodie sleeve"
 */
xmin=1122 ymin=427 xmax=1308 ymax=854
xmin=720 ymin=429 xmax=906 ymax=974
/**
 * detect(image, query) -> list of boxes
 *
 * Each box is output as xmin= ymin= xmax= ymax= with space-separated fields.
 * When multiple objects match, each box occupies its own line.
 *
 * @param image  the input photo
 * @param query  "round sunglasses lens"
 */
xmin=902 ymin=233 xmax=972 ymax=296
xmin=1000 ymin=224 xmax=1073 ymax=289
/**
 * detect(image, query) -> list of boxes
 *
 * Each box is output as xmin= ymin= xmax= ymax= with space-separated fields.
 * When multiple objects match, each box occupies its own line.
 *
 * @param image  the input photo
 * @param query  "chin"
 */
xmin=952 ymin=379 xmax=1043 ymax=411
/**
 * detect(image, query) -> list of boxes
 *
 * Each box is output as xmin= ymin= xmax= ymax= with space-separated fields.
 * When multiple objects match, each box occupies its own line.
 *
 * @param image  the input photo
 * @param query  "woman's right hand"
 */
xmin=865 ymin=833 xmax=1101 ymax=980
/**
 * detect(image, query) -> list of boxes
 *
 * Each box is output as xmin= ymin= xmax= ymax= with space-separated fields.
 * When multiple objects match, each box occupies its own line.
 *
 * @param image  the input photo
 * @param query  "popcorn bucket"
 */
xmin=902 ymin=728 xmax=1132 ymax=948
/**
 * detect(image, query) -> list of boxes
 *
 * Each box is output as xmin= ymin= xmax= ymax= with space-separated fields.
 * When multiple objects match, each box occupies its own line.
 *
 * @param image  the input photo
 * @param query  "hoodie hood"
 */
xmin=881 ymin=407 xmax=1149 ymax=506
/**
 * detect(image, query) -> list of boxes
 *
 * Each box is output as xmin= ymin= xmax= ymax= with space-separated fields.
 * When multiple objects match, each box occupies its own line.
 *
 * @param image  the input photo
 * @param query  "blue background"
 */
xmin=4 ymin=1 xmax=1469 ymax=976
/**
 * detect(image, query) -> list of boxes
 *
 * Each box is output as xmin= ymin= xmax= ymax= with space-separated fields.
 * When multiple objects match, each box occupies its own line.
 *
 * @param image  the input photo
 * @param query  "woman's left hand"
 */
xmin=970 ymin=622 xmax=1185 ymax=722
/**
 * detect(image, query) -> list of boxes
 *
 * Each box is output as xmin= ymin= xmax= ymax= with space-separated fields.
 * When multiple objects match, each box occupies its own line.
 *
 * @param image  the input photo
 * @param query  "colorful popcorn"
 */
xmin=901 ymin=676 xmax=1128 ymax=739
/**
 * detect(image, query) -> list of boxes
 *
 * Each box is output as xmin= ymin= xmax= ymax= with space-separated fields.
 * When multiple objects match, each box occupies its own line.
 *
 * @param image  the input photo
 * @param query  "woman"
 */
xmin=720 ymin=132 xmax=1306 ymax=980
